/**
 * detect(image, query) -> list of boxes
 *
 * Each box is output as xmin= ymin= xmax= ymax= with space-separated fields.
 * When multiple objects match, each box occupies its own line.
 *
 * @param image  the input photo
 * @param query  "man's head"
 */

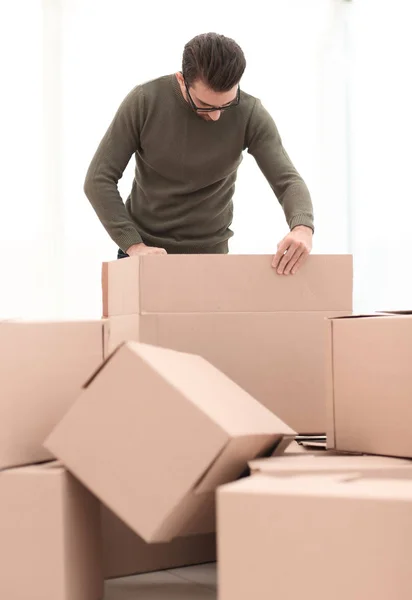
xmin=176 ymin=33 xmax=246 ymax=122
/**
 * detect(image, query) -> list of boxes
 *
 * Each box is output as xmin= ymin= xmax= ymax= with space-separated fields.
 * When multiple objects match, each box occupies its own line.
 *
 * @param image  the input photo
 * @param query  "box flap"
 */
xmin=102 ymin=254 xmax=353 ymax=316
xmin=327 ymin=312 xmax=388 ymax=320
xmin=378 ymin=310 xmax=412 ymax=315
xmin=219 ymin=472 xmax=412 ymax=499
xmin=141 ymin=254 xmax=352 ymax=314
xmin=248 ymin=454 xmax=412 ymax=475
xmin=102 ymin=256 xmax=142 ymax=317
xmin=219 ymin=472 xmax=355 ymax=497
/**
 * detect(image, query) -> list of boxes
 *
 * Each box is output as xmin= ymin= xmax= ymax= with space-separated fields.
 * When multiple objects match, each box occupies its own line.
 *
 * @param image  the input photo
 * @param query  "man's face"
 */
xmin=177 ymin=73 xmax=238 ymax=122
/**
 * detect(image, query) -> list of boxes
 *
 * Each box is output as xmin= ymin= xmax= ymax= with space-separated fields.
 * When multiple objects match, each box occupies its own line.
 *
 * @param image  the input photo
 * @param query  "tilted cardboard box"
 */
xmin=44 ymin=341 xmax=295 ymax=543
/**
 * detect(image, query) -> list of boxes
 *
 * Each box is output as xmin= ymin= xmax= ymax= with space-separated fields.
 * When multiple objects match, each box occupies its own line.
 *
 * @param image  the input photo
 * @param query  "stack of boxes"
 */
xmin=2 ymin=252 xmax=411 ymax=599
xmin=0 ymin=316 xmax=294 ymax=599
xmin=103 ymin=254 xmax=352 ymax=432
xmin=0 ymin=321 xmax=107 ymax=600
xmin=218 ymin=310 xmax=412 ymax=600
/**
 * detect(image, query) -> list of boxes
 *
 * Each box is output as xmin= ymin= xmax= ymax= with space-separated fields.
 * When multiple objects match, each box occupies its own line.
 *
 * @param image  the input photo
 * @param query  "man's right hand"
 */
xmin=126 ymin=243 xmax=167 ymax=256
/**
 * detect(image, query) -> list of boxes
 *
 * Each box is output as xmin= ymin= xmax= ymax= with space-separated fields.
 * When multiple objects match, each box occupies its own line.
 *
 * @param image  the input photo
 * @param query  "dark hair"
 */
xmin=182 ymin=33 xmax=246 ymax=92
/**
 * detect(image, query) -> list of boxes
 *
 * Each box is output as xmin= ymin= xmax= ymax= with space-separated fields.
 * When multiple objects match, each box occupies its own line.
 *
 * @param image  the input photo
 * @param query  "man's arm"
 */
xmin=246 ymin=99 xmax=314 ymax=274
xmin=245 ymin=98 xmax=314 ymax=232
xmin=84 ymin=86 xmax=145 ymax=253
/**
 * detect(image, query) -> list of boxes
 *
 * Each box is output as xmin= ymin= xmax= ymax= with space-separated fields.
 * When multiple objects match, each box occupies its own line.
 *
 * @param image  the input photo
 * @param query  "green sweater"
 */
xmin=84 ymin=74 xmax=314 ymax=254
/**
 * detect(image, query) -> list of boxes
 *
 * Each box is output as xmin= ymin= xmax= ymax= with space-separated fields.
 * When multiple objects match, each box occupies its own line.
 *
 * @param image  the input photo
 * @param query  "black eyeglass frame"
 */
xmin=182 ymin=75 xmax=240 ymax=113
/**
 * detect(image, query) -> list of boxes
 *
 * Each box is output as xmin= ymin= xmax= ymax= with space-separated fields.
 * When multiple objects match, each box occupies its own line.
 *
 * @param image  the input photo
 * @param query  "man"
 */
xmin=84 ymin=32 xmax=314 ymax=275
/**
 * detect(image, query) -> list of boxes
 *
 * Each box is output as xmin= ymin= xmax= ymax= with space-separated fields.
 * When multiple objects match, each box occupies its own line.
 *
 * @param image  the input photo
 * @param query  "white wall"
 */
xmin=5 ymin=0 xmax=407 ymax=320
xmin=348 ymin=0 xmax=412 ymax=311
xmin=0 ymin=1 xmax=46 ymax=318
xmin=59 ymin=0 xmax=349 ymax=318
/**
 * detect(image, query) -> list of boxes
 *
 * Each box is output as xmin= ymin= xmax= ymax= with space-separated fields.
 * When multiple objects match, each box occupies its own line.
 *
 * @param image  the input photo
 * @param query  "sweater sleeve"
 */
xmin=245 ymin=98 xmax=314 ymax=232
xmin=84 ymin=86 xmax=145 ymax=252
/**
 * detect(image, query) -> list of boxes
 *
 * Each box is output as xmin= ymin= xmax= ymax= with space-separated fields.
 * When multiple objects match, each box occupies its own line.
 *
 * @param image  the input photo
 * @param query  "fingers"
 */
xmin=291 ymin=251 xmax=308 ymax=274
xmin=271 ymin=238 xmax=289 ymax=270
xmin=275 ymin=243 xmax=299 ymax=275
xmin=147 ymin=247 xmax=167 ymax=255
xmin=284 ymin=247 xmax=305 ymax=275
xmin=272 ymin=233 xmax=311 ymax=275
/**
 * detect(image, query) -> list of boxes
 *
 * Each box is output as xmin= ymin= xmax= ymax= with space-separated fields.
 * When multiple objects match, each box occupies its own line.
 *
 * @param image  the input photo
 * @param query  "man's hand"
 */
xmin=126 ymin=243 xmax=167 ymax=256
xmin=272 ymin=225 xmax=313 ymax=275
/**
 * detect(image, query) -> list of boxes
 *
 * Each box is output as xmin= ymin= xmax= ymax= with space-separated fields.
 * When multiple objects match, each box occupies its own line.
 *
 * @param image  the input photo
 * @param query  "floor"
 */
xmin=104 ymin=563 xmax=217 ymax=600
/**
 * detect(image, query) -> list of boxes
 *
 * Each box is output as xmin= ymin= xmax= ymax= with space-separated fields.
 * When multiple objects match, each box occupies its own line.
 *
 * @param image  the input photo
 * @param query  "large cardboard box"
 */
xmin=249 ymin=453 xmax=412 ymax=478
xmin=102 ymin=506 xmax=216 ymax=579
xmin=218 ymin=474 xmax=412 ymax=600
xmin=326 ymin=313 xmax=412 ymax=458
xmin=44 ymin=341 xmax=295 ymax=543
xmin=0 ymin=320 xmax=107 ymax=469
xmin=103 ymin=254 xmax=353 ymax=433
xmin=0 ymin=462 xmax=103 ymax=600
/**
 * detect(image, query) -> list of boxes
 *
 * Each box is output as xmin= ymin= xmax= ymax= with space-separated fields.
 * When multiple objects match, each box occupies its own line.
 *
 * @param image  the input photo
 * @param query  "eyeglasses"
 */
xmin=183 ymin=76 xmax=240 ymax=113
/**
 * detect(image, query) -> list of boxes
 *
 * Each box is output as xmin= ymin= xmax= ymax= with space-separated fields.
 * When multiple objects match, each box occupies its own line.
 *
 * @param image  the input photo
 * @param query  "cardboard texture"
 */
xmin=249 ymin=454 xmax=412 ymax=478
xmin=0 ymin=320 xmax=107 ymax=470
xmin=218 ymin=474 xmax=412 ymax=600
xmin=102 ymin=254 xmax=353 ymax=433
xmin=44 ymin=341 xmax=295 ymax=543
xmin=102 ymin=254 xmax=353 ymax=316
xmin=326 ymin=313 xmax=412 ymax=457
xmin=101 ymin=505 xmax=216 ymax=579
xmin=105 ymin=310 xmax=350 ymax=433
xmin=0 ymin=463 xmax=103 ymax=600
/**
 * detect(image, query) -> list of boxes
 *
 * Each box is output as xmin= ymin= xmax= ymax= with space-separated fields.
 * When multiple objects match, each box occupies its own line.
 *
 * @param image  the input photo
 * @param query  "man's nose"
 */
xmin=209 ymin=110 xmax=221 ymax=121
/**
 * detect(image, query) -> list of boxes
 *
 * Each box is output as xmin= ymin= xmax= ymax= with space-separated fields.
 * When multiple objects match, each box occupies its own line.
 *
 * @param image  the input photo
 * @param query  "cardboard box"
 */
xmin=0 ymin=462 xmax=103 ymax=600
xmin=249 ymin=453 xmax=412 ymax=478
xmin=326 ymin=313 xmax=412 ymax=457
xmin=44 ymin=341 xmax=295 ymax=543
xmin=103 ymin=255 xmax=352 ymax=433
xmin=218 ymin=474 xmax=412 ymax=600
xmin=102 ymin=505 xmax=216 ymax=579
xmin=102 ymin=254 xmax=352 ymax=317
xmin=105 ymin=311 xmax=349 ymax=434
xmin=0 ymin=320 xmax=107 ymax=470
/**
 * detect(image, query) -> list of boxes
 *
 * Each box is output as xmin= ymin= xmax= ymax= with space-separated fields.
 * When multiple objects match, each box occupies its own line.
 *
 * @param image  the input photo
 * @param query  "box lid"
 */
xmin=219 ymin=472 xmax=412 ymax=500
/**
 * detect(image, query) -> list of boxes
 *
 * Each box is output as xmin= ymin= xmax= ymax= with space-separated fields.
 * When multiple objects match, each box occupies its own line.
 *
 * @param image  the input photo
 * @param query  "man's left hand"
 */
xmin=272 ymin=225 xmax=313 ymax=275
